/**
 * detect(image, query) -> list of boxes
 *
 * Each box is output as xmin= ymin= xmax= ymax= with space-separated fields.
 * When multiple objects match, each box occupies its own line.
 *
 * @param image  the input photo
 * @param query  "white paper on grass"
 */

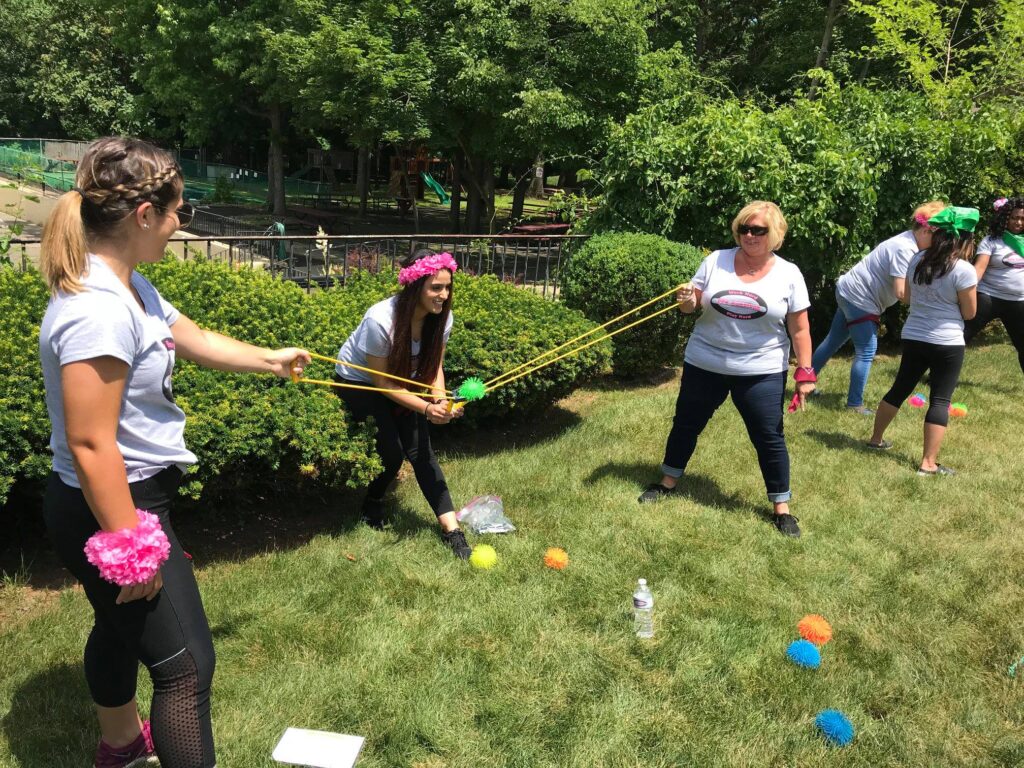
xmin=272 ymin=727 xmax=364 ymax=768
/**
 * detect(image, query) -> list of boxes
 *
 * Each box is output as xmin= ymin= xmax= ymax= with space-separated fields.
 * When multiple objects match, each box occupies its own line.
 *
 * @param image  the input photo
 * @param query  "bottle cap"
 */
xmin=638 ymin=578 xmax=647 ymax=586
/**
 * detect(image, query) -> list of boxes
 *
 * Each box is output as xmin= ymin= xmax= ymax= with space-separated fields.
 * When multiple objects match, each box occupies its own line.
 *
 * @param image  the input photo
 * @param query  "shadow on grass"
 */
xmin=586 ymin=461 xmax=754 ymax=515
xmin=2 ymin=663 xmax=93 ymax=767
xmin=433 ymin=403 xmax=583 ymax=458
xmin=804 ymin=429 xmax=916 ymax=468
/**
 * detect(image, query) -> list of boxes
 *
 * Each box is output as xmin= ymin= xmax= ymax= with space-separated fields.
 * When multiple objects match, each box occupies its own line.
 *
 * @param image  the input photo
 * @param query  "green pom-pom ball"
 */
xmin=457 ymin=377 xmax=487 ymax=401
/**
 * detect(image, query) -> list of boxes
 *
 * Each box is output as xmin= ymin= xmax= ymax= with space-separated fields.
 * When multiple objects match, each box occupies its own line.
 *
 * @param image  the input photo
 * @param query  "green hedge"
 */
xmin=0 ymin=260 xmax=609 ymax=505
xmin=560 ymin=233 xmax=705 ymax=375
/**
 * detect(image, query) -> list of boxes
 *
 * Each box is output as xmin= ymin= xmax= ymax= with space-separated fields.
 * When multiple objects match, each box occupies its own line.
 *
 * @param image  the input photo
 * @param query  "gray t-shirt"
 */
xmin=685 ymin=248 xmax=811 ymax=375
xmin=977 ymin=235 xmax=1024 ymax=301
xmin=901 ymin=254 xmax=978 ymax=345
xmin=836 ymin=230 xmax=918 ymax=315
xmin=39 ymin=256 xmax=197 ymax=488
xmin=335 ymin=296 xmax=454 ymax=384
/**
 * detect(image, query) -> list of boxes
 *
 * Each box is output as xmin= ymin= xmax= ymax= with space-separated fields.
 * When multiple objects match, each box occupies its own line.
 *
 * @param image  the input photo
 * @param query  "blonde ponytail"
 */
xmin=40 ymin=190 xmax=89 ymax=295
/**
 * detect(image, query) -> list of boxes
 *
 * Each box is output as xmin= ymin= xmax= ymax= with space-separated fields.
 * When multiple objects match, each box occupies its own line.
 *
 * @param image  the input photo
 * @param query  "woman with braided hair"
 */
xmin=39 ymin=137 xmax=310 ymax=768
xmin=963 ymin=197 xmax=1024 ymax=375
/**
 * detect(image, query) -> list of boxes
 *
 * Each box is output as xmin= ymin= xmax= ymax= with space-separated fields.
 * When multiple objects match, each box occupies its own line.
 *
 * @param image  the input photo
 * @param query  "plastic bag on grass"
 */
xmin=456 ymin=495 xmax=515 ymax=534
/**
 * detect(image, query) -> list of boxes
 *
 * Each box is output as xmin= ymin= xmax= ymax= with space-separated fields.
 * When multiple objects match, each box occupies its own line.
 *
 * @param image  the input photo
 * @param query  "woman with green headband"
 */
xmin=866 ymin=206 xmax=979 ymax=476
xmin=963 ymin=197 xmax=1024 ymax=375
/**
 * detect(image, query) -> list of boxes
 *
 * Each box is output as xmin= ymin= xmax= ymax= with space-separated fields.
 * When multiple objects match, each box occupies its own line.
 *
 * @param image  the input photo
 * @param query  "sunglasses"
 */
xmin=156 ymin=201 xmax=195 ymax=228
xmin=737 ymin=224 xmax=770 ymax=236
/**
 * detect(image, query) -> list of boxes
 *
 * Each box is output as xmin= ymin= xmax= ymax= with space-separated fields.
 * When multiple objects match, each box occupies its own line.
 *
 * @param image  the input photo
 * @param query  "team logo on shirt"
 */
xmin=1002 ymin=253 xmax=1024 ymax=269
xmin=709 ymin=290 xmax=768 ymax=319
xmin=161 ymin=338 xmax=176 ymax=403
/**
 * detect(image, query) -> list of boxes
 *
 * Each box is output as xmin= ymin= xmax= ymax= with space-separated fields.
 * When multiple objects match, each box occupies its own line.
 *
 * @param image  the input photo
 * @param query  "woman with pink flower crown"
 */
xmin=964 ymin=197 xmax=1024 ymax=375
xmin=39 ymin=137 xmax=310 ymax=768
xmin=332 ymin=248 xmax=472 ymax=559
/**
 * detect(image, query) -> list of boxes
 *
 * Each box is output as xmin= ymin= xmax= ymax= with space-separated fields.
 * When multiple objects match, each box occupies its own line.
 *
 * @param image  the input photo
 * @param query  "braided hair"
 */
xmin=40 ymin=137 xmax=182 ymax=294
xmin=988 ymin=196 xmax=1024 ymax=238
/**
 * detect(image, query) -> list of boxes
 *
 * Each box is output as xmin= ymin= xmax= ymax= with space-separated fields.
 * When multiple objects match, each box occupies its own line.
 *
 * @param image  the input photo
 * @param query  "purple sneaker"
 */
xmin=94 ymin=720 xmax=157 ymax=768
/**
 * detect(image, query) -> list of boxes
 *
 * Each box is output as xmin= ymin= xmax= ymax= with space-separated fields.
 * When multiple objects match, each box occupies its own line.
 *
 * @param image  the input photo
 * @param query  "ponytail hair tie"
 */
xmin=994 ymin=197 xmax=1009 ymax=211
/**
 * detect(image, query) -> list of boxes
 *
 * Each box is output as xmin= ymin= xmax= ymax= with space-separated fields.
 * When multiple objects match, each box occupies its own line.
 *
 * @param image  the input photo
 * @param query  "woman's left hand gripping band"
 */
xmin=84 ymin=509 xmax=171 ymax=587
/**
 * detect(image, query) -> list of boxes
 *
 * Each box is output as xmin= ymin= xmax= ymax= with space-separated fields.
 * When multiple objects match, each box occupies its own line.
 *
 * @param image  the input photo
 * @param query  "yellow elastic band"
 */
xmin=485 ymin=282 xmax=683 ymax=388
xmin=486 ymin=301 xmax=679 ymax=392
xmin=307 ymin=352 xmax=451 ymax=396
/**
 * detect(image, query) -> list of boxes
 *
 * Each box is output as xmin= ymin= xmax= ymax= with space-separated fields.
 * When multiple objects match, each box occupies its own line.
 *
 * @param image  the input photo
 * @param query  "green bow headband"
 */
xmin=928 ymin=206 xmax=979 ymax=236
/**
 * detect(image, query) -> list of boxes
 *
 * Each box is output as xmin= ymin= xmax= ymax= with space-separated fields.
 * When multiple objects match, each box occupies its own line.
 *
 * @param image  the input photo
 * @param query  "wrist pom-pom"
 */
xmin=84 ymin=510 xmax=171 ymax=586
xmin=794 ymin=366 xmax=817 ymax=383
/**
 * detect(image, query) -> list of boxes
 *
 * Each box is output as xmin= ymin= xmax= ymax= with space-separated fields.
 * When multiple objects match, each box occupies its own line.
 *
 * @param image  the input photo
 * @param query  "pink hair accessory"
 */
xmin=994 ymin=197 xmax=1009 ymax=211
xmin=398 ymin=252 xmax=458 ymax=286
xmin=84 ymin=509 xmax=171 ymax=586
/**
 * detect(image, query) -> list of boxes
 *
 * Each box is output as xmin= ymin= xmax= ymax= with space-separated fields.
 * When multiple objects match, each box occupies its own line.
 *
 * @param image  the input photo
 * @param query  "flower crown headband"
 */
xmin=398 ymin=251 xmax=458 ymax=286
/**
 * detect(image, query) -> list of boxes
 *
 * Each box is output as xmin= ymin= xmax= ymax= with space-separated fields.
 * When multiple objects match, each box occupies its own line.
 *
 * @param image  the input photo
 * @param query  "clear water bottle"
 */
xmin=633 ymin=578 xmax=654 ymax=638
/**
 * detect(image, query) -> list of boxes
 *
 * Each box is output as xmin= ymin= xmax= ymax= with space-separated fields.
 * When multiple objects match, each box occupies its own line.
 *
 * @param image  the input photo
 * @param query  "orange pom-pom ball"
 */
xmin=543 ymin=547 xmax=569 ymax=570
xmin=798 ymin=614 xmax=833 ymax=646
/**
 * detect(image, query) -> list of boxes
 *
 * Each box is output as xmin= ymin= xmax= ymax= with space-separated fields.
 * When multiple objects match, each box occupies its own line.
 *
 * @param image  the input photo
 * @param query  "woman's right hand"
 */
xmin=116 ymin=570 xmax=163 ymax=604
xmin=677 ymin=283 xmax=697 ymax=313
xmin=424 ymin=402 xmax=454 ymax=424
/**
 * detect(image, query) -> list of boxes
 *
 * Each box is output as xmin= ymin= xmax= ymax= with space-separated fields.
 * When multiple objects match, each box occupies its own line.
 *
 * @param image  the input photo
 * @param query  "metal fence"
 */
xmin=6 ymin=234 xmax=589 ymax=300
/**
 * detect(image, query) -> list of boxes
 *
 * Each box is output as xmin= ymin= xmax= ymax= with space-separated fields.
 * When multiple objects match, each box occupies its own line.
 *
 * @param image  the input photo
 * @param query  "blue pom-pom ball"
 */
xmin=815 ymin=709 xmax=855 ymax=746
xmin=786 ymin=639 xmax=821 ymax=669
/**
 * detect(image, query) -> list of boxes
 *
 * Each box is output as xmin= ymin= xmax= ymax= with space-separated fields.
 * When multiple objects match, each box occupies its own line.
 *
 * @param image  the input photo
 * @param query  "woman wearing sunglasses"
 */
xmin=38 ymin=137 xmax=309 ymax=768
xmin=639 ymin=201 xmax=813 ymax=538
xmin=810 ymin=201 xmax=946 ymax=414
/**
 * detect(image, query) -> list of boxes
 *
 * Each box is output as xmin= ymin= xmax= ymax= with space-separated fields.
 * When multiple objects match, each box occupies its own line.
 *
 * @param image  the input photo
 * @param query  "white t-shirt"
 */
xmin=901 ymin=254 xmax=978 ymax=345
xmin=977 ymin=235 xmax=1024 ymax=301
xmin=837 ymin=230 xmax=918 ymax=315
xmin=335 ymin=296 xmax=454 ymax=384
xmin=39 ymin=255 xmax=197 ymax=488
xmin=685 ymin=248 xmax=811 ymax=375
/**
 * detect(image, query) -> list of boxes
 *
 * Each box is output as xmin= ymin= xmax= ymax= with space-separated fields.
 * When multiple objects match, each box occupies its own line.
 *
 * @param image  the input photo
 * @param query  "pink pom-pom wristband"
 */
xmin=398 ymin=252 xmax=458 ymax=286
xmin=84 ymin=510 xmax=171 ymax=586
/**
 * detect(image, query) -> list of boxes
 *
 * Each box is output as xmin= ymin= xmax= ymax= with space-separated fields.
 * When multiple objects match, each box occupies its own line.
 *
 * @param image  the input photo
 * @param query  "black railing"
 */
xmin=7 ymin=234 xmax=589 ymax=299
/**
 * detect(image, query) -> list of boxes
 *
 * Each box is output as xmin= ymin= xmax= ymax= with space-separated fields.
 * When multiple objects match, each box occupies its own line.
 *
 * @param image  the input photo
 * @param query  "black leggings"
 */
xmin=43 ymin=467 xmax=216 ymax=768
xmin=882 ymin=340 xmax=965 ymax=426
xmin=334 ymin=378 xmax=454 ymax=515
xmin=963 ymin=291 xmax=1024 ymax=374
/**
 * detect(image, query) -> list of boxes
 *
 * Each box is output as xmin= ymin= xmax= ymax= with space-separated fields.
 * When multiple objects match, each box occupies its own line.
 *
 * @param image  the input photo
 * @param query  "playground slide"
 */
xmin=420 ymin=171 xmax=450 ymax=205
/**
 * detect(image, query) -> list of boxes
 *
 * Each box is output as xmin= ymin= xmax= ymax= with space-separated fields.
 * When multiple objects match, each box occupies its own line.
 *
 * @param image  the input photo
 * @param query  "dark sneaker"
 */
xmin=360 ymin=497 xmax=387 ymax=530
xmin=917 ymin=464 xmax=956 ymax=477
xmin=638 ymin=482 xmax=678 ymax=504
xmin=442 ymin=529 xmax=473 ymax=560
xmin=865 ymin=439 xmax=893 ymax=450
xmin=772 ymin=513 xmax=801 ymax=538
xmin=94 ymin=720 xmax=157 ymax=768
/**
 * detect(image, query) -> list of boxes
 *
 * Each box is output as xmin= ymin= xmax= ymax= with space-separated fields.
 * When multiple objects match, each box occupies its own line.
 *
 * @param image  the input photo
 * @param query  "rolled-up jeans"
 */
xmin=661 ymin=362 xmax=792 ymax=503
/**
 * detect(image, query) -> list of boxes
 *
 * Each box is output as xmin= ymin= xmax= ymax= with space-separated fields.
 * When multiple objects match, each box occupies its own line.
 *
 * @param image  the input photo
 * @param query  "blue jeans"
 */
xmin=661 ymin=363 xmax=791 ymax=503
xmin=811 ymin=291 xmax=880 ymax=408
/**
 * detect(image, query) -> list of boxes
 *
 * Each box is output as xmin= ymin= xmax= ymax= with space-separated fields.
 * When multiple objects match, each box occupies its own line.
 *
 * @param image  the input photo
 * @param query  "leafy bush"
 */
xmin=0 ymin=259 xmax=608 ymax=505
xmin=591 ymin=83 xmax=1024 ymax=334
xmin=560 ymin=233 xmax=704 ymax=375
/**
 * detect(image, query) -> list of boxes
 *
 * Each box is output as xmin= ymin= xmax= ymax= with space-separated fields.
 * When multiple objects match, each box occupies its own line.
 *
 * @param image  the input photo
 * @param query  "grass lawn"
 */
xmin=1 ymin=343 xmax=1022 ymax=767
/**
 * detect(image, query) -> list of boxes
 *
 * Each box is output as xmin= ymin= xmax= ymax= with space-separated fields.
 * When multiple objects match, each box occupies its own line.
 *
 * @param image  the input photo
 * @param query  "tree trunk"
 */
xmin=497 ymin=165 xmax=512 ymax=189
xmin=527 ymin=151 xmax=545 ymax=198
xmin=482 ymin=163 xmax=496 ymax=233
xmin=267 ymin=103 xmax=286 ymax=216
xmin=807 ymin=0 xmax=843 ymax=99
xmin=511 ymin=167 xmax=528 ymax=222
xmin=558 ymin=167 xmax=578 ymax=188
xmin=449 ymin=149 xmax=463 ymax=233
xmin=357 ymin=146 xmax=370 ymax=217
